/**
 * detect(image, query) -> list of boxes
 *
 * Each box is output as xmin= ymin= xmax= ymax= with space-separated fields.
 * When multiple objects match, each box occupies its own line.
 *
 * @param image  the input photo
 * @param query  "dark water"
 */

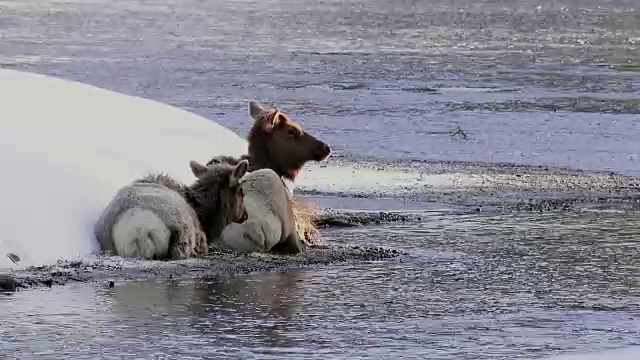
xmin=3 ymin=211 xmax=640 ymax=359
xmin=2 ymin=0 xmax=640 ymax=358
xmin=1 ymin=0 xmax=640 ymax=174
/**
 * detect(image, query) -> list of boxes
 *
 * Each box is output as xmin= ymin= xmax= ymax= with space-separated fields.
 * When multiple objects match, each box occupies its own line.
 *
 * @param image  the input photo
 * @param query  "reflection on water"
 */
xmin=2 ymin=210 xmax=640 ymax=359
xmin=105 ymin=272 xmax=308 ymax=351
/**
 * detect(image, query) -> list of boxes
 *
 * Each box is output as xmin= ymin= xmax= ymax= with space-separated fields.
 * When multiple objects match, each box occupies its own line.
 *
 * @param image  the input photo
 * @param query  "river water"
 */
xmin=2 ymin=0 xmax=640 ymax=358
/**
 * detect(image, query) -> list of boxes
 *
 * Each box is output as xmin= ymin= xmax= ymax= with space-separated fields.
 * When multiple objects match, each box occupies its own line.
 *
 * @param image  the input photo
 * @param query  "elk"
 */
xmin=207 ymin=100 xmax=331 ymax=246
xmin=217 ymin=168 xmax=305 ymax=254
xmin=94 ymin=160 xmax=249 ymax=260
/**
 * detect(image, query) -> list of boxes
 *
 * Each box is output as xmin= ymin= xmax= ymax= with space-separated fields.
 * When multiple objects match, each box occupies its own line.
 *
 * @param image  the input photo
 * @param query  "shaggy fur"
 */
xmin=217 ymin=168 xmax=305 ymax=254
xmin=94 ymin=161 xmax=249 ymax=260
xmin=206 ymin=99 xmax=331 ymax=246
xmin=187 ymin=161 xmax=248 ymax=242
xmin=291 ymin=201 xmax=322 ymax=246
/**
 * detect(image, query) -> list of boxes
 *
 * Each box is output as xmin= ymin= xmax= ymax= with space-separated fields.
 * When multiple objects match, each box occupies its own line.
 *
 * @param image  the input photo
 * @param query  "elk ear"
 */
xmin=249 ymin=100 xmax=265 ymax=121
xmin=189 ymin=160 xmax=209 ymax=178
xmin=258 ymin=110 xmax=281 ymax=133
xmin=229 ymin=159 xmax=249 ymax=187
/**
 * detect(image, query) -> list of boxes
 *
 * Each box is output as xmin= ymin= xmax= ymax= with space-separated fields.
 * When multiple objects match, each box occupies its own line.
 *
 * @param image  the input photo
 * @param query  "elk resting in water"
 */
xmin=94 ymin=160 xmax=249 ymax=260
xmin=217 ymin=168 xmax=306 ymax=254
xmin=207 ymin=99 xmax=331 ymax=245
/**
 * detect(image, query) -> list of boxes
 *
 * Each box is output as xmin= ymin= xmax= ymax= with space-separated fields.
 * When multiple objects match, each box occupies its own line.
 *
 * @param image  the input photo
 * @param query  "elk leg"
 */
xmin=273 ymin=233 xmax=306 ymax=254
xmin=219 ymin=221 xmax=272 ymax=253
xmin=169 ymin=230 xmax=189 ymax=260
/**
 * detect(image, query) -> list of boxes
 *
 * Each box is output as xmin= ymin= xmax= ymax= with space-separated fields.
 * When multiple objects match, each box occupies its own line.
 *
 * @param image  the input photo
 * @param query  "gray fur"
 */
xmin=217 ymin=168 xmax=305 ymax=254
xmin=94 ymin=161 xmax=249 ymax=260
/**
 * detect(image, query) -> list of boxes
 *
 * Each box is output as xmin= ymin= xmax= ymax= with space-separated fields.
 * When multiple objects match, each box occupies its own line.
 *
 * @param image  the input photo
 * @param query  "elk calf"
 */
xmin=94 ymin=160 xmax=249 ymax=260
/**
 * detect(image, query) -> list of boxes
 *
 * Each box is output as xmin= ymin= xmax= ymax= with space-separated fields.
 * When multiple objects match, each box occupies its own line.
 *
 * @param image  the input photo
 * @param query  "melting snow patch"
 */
xmin=0 ymin=69 xmax=247 ymax=270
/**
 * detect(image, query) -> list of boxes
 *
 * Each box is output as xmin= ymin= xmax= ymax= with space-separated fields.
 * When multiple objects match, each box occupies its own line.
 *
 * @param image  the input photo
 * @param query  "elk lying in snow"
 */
xmin=94 ymin=160 xmax=249 ymax=260
xmin=207 ymin=99 xmax=331 ymax=246
xmin=217 ymin=168 xmax=305 ymax=254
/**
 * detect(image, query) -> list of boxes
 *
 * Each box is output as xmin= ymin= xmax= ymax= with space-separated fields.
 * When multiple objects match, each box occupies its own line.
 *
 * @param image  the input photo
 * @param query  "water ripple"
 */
xmin=2 ymin=210 xmax=640 ymax=358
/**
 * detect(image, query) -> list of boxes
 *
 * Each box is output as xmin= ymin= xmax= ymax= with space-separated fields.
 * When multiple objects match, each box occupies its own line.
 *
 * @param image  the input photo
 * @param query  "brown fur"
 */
xmin=206 ymin=100 xmax=330 ymax=247
xmin=246 ymin=100 xmax=331 ymax=182
xmin=186 ymin=160 xmax=248 ymax=245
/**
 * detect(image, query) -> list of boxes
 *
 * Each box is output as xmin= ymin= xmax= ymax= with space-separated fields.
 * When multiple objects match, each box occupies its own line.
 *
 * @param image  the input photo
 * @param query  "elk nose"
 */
xmin=314 ymin=143 xmax=331 ymax=161
xmin=322 ymin=143 xmax=331 ymax=155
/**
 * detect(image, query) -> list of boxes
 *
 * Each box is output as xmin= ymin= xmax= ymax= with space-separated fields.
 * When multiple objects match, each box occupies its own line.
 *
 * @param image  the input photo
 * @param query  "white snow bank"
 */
xmin=0 ymin=69 xmax=247 ymax=269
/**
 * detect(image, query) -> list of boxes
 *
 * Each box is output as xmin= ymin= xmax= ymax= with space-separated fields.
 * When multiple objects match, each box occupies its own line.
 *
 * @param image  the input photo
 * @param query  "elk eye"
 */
xmin=287 ymin=129 xmax=298 ymax=138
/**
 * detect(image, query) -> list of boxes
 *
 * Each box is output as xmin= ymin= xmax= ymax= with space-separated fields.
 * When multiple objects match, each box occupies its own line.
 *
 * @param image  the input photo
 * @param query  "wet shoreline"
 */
xmin=4 ymin=160 xmax=639 ymax=294
xmin=2 ymin=0 xmax=640 ymax=357
xmin=301 ymin=156 xmax=640 ymax=212
xmin=4 ymin=245 xmax=404 ymax=293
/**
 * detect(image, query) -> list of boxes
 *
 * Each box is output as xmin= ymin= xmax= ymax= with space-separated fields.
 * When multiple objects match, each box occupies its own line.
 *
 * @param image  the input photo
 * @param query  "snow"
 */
xmin=0 ymin=69 xmax=247 ymax=269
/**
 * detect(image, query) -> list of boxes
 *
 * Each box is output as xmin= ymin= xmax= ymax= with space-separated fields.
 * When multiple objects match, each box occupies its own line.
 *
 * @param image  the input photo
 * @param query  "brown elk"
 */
xmin=208 ymin=99 xmax=331 ymax=181
xmin=207 ymin=100 xmax=332 ymax=246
